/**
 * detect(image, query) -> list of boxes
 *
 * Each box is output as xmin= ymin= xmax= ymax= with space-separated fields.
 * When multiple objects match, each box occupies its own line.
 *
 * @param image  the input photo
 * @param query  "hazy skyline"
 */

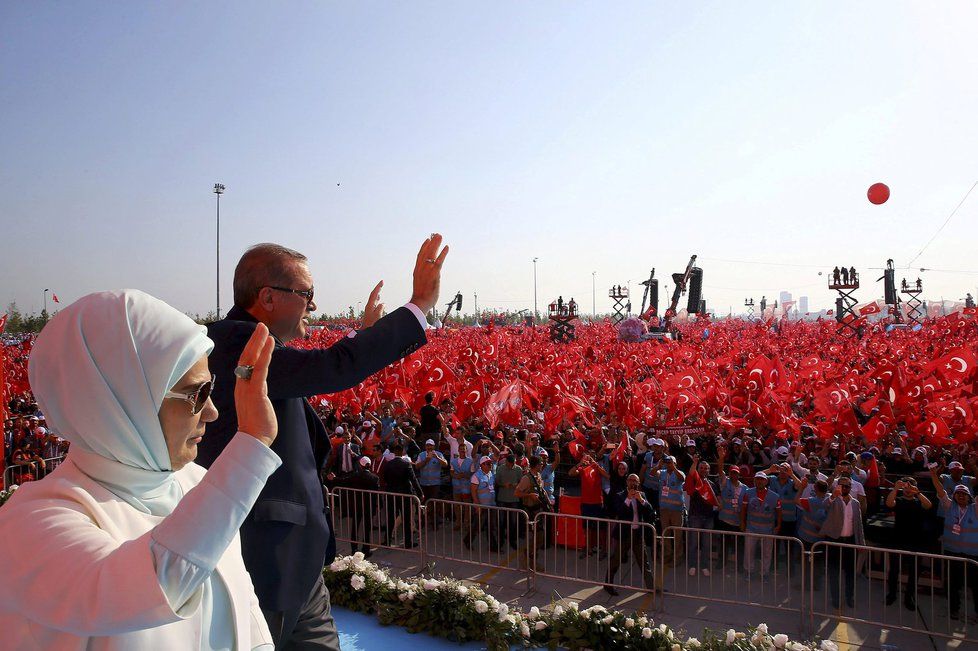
xmin=3 ymin=2 xmax=977 ymax=318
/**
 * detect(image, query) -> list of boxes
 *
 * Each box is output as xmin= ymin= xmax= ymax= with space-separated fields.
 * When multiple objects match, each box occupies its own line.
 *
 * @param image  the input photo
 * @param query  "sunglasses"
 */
xmin=266 ymin=285 xmax=315 ymax=304
xmin=164 ymin=375 xmax=216 ymax=415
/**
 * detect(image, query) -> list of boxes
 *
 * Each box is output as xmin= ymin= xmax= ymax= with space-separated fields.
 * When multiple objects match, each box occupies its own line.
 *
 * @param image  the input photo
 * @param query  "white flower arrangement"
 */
xmin=322 ymin=554 xmax=831 ymax=651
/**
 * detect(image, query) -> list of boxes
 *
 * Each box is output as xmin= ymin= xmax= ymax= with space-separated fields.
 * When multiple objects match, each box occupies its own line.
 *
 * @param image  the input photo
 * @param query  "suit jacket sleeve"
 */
xmin=266 ymin=306 xmax=426 ymax=400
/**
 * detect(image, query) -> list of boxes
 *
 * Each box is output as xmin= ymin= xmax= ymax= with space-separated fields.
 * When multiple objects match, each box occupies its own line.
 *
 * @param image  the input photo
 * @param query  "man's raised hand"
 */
xmin=363 ymin=281 xmax=385 ymax=328
xmin=410 ymin=233 xmax=449 ymax=314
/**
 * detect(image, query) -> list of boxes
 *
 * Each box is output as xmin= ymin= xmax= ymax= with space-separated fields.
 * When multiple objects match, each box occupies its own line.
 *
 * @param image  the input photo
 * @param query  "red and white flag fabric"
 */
xmin=858 ymin=301 xmax=882 ymax=316
xmin=52 ymin=294 xmax=60 ymax=304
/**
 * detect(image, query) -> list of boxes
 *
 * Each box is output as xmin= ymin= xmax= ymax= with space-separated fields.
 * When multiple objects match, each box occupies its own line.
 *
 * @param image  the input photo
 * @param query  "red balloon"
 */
xmin=868 ymin=182 xmax=889 ymax=205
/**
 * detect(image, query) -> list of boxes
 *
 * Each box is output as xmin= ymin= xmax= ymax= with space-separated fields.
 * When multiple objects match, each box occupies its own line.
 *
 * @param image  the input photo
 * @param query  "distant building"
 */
xmin=779 ymin=291 xmax=792 ymax=306
xmin=799 ymin=296 xmax=809 ymax=314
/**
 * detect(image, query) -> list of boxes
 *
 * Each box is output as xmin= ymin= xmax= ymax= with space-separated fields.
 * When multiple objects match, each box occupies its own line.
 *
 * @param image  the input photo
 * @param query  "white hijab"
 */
xmin=28 ymin=290 xmax=213 ymax=515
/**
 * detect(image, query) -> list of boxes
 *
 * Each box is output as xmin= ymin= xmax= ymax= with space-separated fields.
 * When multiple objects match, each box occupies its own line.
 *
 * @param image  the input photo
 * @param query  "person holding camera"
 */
xmin=884 ymin=476 xmax=932 ymax=611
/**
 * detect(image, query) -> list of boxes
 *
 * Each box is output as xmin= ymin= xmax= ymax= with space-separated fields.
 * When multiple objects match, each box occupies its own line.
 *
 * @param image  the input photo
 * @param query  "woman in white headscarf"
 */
xmin=0 ymin=290 xmax=280 ymax=650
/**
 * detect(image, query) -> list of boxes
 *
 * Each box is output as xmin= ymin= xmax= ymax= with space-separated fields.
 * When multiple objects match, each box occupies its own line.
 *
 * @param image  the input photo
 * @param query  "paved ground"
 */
xmin=349 ymin=541 xmax=976 ymax=651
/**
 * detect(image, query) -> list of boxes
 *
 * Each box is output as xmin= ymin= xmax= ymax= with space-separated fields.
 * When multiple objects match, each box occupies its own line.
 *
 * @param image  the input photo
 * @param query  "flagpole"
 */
xmin=533 ymin=257 xmax=539 ymax=323
xmin=592 ymin=271 xmax=596 ymax=318
xmin=43 ymin=289 xmax=48 ymax=317
xmin=214 ymin=183 xmax=226 ymax=320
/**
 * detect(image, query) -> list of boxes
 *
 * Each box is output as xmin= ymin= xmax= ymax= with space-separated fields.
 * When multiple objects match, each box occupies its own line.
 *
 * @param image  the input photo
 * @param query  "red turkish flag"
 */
xmin=52 ymin=294 xmax=60 ymax=304
xmin=418 ymin=357 xmax=457 ymax=392
xmin=483 ymin=380 xmax=538 ymax=428
xmin=963 ymin=307 xmax=977 ymax=316
xmin=610 ymin=432 xmax=631 ymax=466
xmin=860 ymin=415 xmax=887 ymax=443
xmin=0 ymin=314 xmax=7 ymax=333
xmin=567 ymin=427 xmax=588 ymax=461
xmin=685 ymin=466 xmax=719 ymax=508
xmin=932 ymin=347 xmax=977 ymax=383
xmin=858 ymin=302 xmax=882 ymax=316
xmin=455 ymin=379 xmax=487 ymax=421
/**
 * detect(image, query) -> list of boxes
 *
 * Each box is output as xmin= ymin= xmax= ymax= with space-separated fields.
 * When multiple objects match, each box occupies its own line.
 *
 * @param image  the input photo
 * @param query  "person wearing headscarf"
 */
xmin=0 ymin=290 xmax=279 ymax=650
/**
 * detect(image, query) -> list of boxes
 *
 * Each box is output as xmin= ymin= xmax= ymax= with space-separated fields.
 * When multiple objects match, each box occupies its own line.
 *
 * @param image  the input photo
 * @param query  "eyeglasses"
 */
xmin=266 ymin=286 xmax=315 ymax=303
xmin=164 ymin=375 xmax=216 ymax=415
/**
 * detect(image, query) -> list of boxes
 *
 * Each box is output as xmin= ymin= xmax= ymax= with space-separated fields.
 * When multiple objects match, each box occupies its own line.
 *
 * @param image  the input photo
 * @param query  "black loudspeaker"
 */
xmin=456 ymin=293 xmax=464 ymax=311
xmin=650 ymin=280 xmax=659 ymax=314
xmin=883 ymin=269 xmax=897 ymax=305
xmin=687 ymin=267 xmax=703 ymax=313
xmin=700 ymin=299 xmax=707 ymax=314
xmin=835 ymin=297 xmax=844 ymax=323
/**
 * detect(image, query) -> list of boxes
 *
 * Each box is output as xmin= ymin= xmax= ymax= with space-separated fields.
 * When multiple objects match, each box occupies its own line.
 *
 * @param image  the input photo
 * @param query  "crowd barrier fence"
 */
xmin=658 ymin=526 xmax=807 ymax=630
xmin=2 ymin=454 xmax=66 ymax=490
xmin=323 ymin=488 xmax=978 ymax=645
xmin=809 ymin=540 xmax=978 ymax=643
xmin=532 ymin=511 xmax=657 ymax=601
xmin=422 ymin=499 xmax=532 ymax=576
xmin=329 ymin=486 xmax=425 ymax=562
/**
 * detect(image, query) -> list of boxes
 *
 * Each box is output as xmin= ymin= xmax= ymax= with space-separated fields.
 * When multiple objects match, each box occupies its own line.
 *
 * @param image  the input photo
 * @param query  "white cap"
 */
xmin=776 ymin=446 xmax=789 ymax=456
xmin=425 ymin=439 xmax=435 ymax=446
xmin=480 ymin=456 xmax=493 ymax=465
xmin=359 ymin=456 xmax=372 ymax=468
xmin=526 ymin=419 xmax=536 ymax=426
xmin=686 ymin=440 xmax=696 ymax=447
xmin=361 ymin=419 xmax=374 ymax=428
xmin=335 ymin=426 xmax=344 ymax=434
xmin=949 ymin=461 xmax=964 ymax=470
xmin=651 ymin=438 xmax=665 ymax=447
xmin=892 ymin=447 xmax=903 ymax=455
xmin=539 ymin=450 xmax=549 ymax=458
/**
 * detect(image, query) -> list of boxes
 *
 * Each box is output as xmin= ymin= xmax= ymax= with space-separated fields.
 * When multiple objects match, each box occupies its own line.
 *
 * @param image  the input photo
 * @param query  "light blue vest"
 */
xmin=451 ymin=457 xmax=474 ymax=494
xmin=743 ymin=488 xmax=780 ymax=533
xmin=658 ymin=469 xmax=686 ymax=512
xmin=719 ymin=480 xmax=746 ymax=526
xmin=473 ymin=468 xmax=496 ymax=505
xmin=797 ymin=495 xmax=828 ymax=543
xmin=943 ymin=501 xmax=978 ymax=555
xmin=418 ymin=450 xmax=444 ymax=486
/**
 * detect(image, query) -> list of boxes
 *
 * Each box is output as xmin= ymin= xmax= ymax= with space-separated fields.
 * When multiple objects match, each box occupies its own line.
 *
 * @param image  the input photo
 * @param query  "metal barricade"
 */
xmin=3 ymin=454 xmax=70 ymax=489
xmin=422 ymin=499 xmax=532 ymax=575
xmin=659 ymin=526 xmax=806 ymax=628
xmin=810 ymin=540 xmax=978 ymax=642
xmin=43 ymin=455 xmax=66 ymax=474
xmin=329 ymin=486 xmax=424 ymax=560
xmin=3 ymin=463 xmax=36 ymax=489
xmin=532 ymin=511 xmax=657 ymax=598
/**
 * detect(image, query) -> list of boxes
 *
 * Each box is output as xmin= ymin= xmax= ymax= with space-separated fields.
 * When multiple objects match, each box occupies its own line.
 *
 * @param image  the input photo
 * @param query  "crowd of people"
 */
xmin=4 ymin=303 xmax=978 ymax=626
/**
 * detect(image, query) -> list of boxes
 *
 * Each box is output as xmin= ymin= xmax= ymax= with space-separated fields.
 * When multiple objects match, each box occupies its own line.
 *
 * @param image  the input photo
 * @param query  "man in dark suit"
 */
xmin=604 ymin=473 xmax=656 ymax=595
xmin=381 ymin=441 xmax=424 ymax=549
xmin=344 ymin=456 xmax=381 ymax=557
xmin=197 ymin=235 xmax=448 ymax=649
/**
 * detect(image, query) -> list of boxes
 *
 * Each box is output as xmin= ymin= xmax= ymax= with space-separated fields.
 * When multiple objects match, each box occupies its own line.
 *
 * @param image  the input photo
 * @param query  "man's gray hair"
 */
xmin=233 ymin=243 xmax=308 ymax=308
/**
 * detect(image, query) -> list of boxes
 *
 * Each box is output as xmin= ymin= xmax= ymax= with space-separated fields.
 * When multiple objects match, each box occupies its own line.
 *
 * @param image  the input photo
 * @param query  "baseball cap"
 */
xmin=425 ymin=439 xmax=435 ymax=446
xmin=651 ymin=438 xmax=665 ymax=447
xmin=359 ymin=456 xmax=372 ymax=468
xmin=362 ymin=420 xmax=374 ymax=428
xmin=949 ymin=461 xmax=964 ymax=470
xmin=776 ymin=446 xmax=789 ymax=456
xmin=729 ymin=465 xmax=741 ymax=474
xmin=664 ymin=455 xmax=676 ymax=463
xmin=732 ymin=438 xmax=743 ymax=445
xmin=539 ymin=450 xmax=549 ymax=458
xmin=953 ymin=484 xmax=971 ymax=495
xmin=526 ymin=419 xmax=536 ymax=426
xmin=479 ymin=456 xmax=493 ymax=465
xmin=754 ymin=471 xmax=768 ymax=480
xmin=686 ymin=440 xmax=696 ymax=447
xmin=334 ymin=426 xmax=344 ymax=434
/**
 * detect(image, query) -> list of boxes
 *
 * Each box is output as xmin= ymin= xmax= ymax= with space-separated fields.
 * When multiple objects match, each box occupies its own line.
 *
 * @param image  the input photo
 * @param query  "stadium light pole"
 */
xmin=42 ymin=288 xmax=49 ymax=317
xmin=533 ymin=257 xmax=538 ymax=323
xmin=213 ymin=183 xmax=226 ymax=320
xmin=592 ymin=271 xmax=596 ymax=316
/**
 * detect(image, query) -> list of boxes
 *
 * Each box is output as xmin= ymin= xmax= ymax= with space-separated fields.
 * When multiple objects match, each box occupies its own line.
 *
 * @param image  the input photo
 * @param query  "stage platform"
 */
xmin=335 ymin=606 xmax=486 ymax=650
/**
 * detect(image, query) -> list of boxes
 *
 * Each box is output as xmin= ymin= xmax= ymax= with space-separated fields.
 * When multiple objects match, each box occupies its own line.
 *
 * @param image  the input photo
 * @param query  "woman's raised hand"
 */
xmin=235 ymin=323 xmax=277 ymax=447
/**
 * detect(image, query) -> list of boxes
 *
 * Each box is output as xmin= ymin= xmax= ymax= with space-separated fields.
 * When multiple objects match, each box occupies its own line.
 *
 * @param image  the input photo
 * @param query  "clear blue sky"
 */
xmin=2 ymin=2 xmax=977 ymax=317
